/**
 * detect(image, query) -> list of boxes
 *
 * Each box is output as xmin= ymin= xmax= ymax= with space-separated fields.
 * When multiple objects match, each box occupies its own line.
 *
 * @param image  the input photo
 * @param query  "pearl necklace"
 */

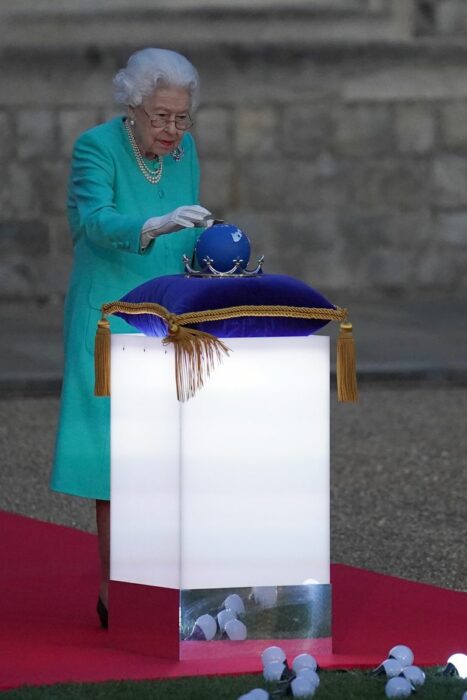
xmin=124 ymin=118 xmax=163 ymax=184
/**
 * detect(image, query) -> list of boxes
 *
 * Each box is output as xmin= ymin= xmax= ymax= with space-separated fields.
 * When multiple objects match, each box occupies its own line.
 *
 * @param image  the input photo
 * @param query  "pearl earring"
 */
xmin=129 ymin=119 xmax=135 ymax=126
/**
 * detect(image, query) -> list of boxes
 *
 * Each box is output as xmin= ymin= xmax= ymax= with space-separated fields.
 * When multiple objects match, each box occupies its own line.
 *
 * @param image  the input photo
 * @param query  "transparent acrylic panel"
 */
xmin=181 ymin=584 xmax=331 ymax=641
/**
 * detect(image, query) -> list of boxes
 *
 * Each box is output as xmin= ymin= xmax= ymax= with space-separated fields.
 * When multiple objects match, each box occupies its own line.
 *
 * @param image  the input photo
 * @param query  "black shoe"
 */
xmin=96 ymin=596 xmax=108 ymax=629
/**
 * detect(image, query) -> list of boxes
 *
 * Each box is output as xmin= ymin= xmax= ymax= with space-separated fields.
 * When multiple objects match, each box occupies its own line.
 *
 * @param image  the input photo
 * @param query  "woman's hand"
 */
xmin=142 ymin=205 xmax=212 ymax=238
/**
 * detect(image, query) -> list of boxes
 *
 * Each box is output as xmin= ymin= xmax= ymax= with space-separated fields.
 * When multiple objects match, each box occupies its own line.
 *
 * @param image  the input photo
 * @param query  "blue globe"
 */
xmin=195 ymin=223 xmax=251 ymax=272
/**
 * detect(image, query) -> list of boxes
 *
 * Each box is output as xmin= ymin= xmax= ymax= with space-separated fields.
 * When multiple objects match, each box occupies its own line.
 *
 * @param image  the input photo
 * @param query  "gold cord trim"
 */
xmin=101 ymin=300 xmax=348 ymax=325
xmin=95 ymin=301 xmax=356 ymax=402
xmin=337 ymin=321 xmax=358 ymax=402
xmin=94 ymin=317 xmax=111 ymax=397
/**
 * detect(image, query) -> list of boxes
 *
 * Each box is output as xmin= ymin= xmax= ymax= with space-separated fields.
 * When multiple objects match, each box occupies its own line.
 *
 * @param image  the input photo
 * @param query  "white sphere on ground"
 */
xmin=261 ymin=645 xmax=286 ymax=667
xmin=194 ymin=614 xmax=217 ymax=640
xmin=263 ymin=660 xmax=286 ymax=682
xmin=380 ymin=659 xmax=404 ymax=678
xmin=225 ymin=618 xmax=247 ymax=640
xmin=292 ymin=653 xmax=318 ymax=673
xmin=238 ymin=689 xmax=270 ymax=700
xmin=447 ymin=653 xmax=467 ymax=679
xmin=401 ymin=665 xmax=425 ymax=687
xmin=296 ymin=667 xmax=320 ymax=688
xmin=252 ymin=586 xmax=278 ymax=609
xmin=385 ymin=677 xmax=413 ymax=698
xmin=247 ymin=691 xmax=269 ymax=700
xmin=217 ymin=608 xmax=237 ymax=632
xmin=224 ymin=593 xmax=245 ymax=615
xmin=388 ymin=645 xmax=414 ymax=668
xmin=291 ymin=676 xmax=316 ymax=697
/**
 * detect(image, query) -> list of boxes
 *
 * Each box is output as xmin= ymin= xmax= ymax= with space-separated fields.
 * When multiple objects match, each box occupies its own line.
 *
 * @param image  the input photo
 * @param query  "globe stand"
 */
xmin=183 ymin=254 xmax=265 ymax=277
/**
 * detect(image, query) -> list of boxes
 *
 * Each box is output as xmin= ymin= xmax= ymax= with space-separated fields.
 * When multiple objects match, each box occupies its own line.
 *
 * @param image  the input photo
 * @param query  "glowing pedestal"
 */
xmin=109 ymin=334 xmax=330 ymax=658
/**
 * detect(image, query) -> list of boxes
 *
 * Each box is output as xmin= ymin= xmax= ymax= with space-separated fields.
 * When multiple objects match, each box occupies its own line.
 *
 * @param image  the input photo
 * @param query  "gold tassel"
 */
xmin=94 ymin=317 xmax=111 ymax=397
xmin=162 ymin=321 xmax=230 ymax=402
xmin=337 ymin=321 xmax=358 ymax=402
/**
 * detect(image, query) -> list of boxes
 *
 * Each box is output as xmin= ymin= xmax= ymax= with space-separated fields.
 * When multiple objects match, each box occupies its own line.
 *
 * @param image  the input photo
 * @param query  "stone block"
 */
xmin=283 ymin=158 xmax=347 ymax=210
xmin=16 ymin=109 xmax=56 ymax=160
xmin=101 ymin=106 xmax=123 ymax=124
xmin=194 ymin=107 xmax=231 ymax=158
xmin=414 ymin=242 xmax=461 ymax=289
xmin=237 ymin=158 xmax=288 ymax=210
xmin=363 ymin=248 xmax=412 ymax=290
xmin=284 ymin=161 xmax=323 ymax=209
xmin=443 ymin=248 xmax=467 ymax=288
xmin=0 ymin=112 xmax=14 ymax=161
xmin=436 ymin=0 xmax=467 ymax=34
xmin=340 ymin=208 xmax=432 ymax=249
xmin=0 ymin=250 xmax=70 ymax=300
xmin=436 ymin=211 xmax=467 ymax=246
xmin=197 ymin=48 xmax=331 ymax=106
xmin=48 ymin=215 xmax=73 ymax=256
xmin=33 ymin=161 xmax=69 ymax=214
xmin=344 ymin=66 xmax=467 ymax=102
xmin=334 ymin=104 xmax=394 ymax=157
xmin=235 ymin=106 xmax=278 ymax=157
xmin=2 ymin=56 xmax=113 ymax=107
xmin=0 ymin=163 xmax=39 ymax=217
xmin=220 ymin=208 xmax=284 ymax=269
xmin=302 ymin=249 xmax=355 ymax=292
xmin=200 ymin=159 xmax=233 ymax=212
xmin=288 ymin=209 xmax=339 ymax=251
xmin=0 ymin=220 xmax=49 ymax=257
xmin=395 ymin=104 xmax=436 ymax=153
xmin=440 ymin=102 xmax=467 ymax=148
xmin=281 ymin=102 xmax=332 ymax=157
xmin=218 ymin=208 xmax=308 ymax=278
xmin=413 ymin=0 xmax=436 ymax=35
xmin=433 ymin=155 xmax=467 ymax=207
xmin=350 ymin=159 xmax=430 ymax=210
xmin=0 ymin=258 xmax=34 ymax=299
xmin=59 ymin=109 xmax=99 ymax=156
xmin=275 ymin=238 xmax=318 ymax=281
xmin=30 ymin=253 xmax=72 ymax=298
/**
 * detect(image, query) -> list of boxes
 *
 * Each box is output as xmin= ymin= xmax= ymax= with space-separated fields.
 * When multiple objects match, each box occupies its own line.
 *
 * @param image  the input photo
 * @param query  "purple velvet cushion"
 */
xmin=116 ymin=273 xmax=335 ymax=337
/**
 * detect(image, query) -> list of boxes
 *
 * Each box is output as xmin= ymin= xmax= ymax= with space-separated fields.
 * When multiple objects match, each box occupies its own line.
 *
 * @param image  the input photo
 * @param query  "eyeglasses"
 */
xmin=140 ymin=106 xmax=194 ymax=131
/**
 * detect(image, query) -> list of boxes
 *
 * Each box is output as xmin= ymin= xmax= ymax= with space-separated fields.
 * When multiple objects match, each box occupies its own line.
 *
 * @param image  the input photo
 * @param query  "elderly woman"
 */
xmin=50 ymin=48 xmax=211 ymax=628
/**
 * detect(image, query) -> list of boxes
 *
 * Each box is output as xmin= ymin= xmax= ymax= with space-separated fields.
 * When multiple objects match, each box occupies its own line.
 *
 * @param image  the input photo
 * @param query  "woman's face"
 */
xmin=129 ymin=86 xmax=191 ymax=159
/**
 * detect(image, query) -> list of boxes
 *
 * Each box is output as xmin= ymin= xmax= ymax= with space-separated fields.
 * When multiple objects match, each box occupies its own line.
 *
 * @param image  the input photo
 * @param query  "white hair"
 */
xmin=113 ymin=48 xmax=200 ymax=111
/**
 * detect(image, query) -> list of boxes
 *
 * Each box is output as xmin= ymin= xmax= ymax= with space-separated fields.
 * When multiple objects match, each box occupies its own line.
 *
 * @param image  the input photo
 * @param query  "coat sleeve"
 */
xmin=69 ymin=130 xmax=147 ymax=254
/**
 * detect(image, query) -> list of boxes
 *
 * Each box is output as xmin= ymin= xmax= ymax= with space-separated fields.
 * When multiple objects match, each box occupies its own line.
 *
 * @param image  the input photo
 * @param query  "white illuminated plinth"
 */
xmin=110 ymin=334 xmax=330 ymax=591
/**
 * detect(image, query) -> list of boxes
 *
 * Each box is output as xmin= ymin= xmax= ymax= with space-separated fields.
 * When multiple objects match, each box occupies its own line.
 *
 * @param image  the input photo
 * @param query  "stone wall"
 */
xmin=1 ymin=0 xmax=467 ymax=300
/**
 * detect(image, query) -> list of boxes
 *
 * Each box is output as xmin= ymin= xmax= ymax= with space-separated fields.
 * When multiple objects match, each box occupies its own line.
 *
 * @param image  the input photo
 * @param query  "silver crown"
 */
xmin=183 ymin=254 xmax=265 ymax=277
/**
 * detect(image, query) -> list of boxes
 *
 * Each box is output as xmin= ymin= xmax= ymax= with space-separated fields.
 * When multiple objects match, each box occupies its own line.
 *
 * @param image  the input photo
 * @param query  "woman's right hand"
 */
xmin=142 ymin=205 xmax=212 ymax=238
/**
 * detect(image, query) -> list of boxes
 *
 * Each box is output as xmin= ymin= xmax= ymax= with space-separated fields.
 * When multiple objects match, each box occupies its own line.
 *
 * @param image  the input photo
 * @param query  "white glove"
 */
xmin=142 ymin=205 xmax=212 ymax=238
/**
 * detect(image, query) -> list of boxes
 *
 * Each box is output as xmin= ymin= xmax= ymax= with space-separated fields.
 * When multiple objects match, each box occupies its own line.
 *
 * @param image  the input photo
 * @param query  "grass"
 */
xmin=2 ymin=669 xmax=466 ymax=699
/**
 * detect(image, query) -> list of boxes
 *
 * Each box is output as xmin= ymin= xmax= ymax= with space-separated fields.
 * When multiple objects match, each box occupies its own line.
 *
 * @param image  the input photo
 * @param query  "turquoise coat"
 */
xmin=50 ymin=117 xmax=201 ymax=500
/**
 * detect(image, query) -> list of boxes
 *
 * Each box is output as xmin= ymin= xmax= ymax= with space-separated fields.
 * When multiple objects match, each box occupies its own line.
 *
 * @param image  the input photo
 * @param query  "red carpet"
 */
xmin=1 ymin=510 xmax=466 ymax=690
